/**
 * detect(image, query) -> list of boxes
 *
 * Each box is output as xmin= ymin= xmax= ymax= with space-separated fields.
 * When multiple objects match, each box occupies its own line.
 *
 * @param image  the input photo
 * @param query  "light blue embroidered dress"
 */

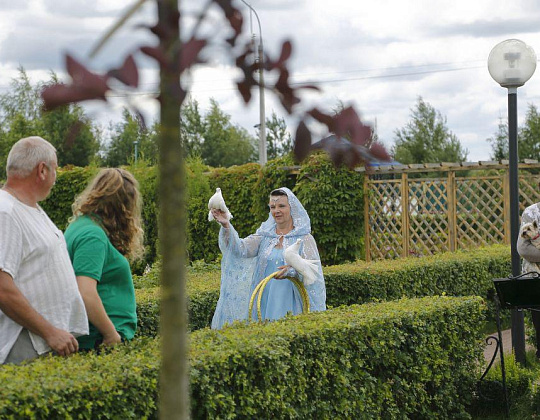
xmin=211 ymin=187 xmax=326 ymax=329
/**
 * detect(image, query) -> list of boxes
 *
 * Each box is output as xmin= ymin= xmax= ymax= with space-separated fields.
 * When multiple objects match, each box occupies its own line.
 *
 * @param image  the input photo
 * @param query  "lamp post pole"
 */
xmin=488 ymin=39 xmax=537 ymax=365
xmin=134 ymin=140 xmax=139 ymax=164
xmin=508 ymin=87 xmax=526 ymax=363
xmin=240 ymin=0 xmax=266 ymax=166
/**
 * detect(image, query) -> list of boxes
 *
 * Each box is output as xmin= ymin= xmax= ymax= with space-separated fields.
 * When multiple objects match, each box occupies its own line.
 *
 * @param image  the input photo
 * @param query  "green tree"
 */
xmin=200 ymin=99 xmax=256 ymax=167
xmin=105 ymin=109 xmax=159 ymax=166
xmin=487 ymin=104 xmax=540 ymax=161
xmin=262 ymin=111 xmax=293 ymax=160
xmin=392 ymin=97 xmax=468 ymax=164
xmin=487 ymin=117 xmax=509 ymax=160
xmin=519 ymin=104 xmax=540 ymax=160
xmin=180 ymin=97 xmax=205 ymax=158
xmin=0 ymin=69 xmax=100 ymax=175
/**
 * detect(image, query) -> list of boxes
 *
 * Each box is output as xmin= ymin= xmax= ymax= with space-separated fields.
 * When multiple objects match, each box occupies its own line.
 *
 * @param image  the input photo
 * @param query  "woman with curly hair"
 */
xmin=64 ymin=168 xmax=144 ymax=350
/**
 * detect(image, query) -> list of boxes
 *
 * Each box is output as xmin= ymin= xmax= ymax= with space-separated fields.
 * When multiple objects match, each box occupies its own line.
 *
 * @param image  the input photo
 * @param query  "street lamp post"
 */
xmin=240 ymin=0 xmax=267 ymax=166
xmin=134 ymin=140 xmax=139 ymax=164
xmin=488 ymin=39 xmax=537 ymax=364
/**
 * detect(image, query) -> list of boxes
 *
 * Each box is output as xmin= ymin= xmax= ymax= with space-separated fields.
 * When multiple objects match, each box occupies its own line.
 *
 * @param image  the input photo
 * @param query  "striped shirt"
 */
xmin=0 ymin=190 xmax=88 ymax=362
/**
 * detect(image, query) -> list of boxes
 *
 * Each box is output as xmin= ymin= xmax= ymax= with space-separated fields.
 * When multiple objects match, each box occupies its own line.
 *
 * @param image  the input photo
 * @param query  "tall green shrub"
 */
xmin=295 ymin=152 xmax=364 ymax=264
xmin=41 ymin=165 xmax=98 ymax=230
xmin=186 ymin=158 xmax=219 ymax=262
xmin=208 ymin=163 xmax=261 ymax=238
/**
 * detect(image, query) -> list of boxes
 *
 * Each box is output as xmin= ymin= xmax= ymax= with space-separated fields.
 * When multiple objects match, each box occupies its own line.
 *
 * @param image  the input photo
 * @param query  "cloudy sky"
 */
xmin=1 ymin=0 xmax=540 ymax=162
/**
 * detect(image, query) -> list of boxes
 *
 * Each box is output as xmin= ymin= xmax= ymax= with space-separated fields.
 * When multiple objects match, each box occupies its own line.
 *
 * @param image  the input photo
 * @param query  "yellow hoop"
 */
xmin=248 ymin=271 xmax=310 ymax=322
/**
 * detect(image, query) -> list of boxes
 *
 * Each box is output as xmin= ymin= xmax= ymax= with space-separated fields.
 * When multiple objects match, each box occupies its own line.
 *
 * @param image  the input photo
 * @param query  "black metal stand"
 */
xmin=478 ymin=293 xmax=509 ymax=419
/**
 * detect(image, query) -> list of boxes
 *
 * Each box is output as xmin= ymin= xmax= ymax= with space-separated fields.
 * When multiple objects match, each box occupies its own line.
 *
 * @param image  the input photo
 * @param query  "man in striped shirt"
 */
xmin=0 ymin=136 xmax=88 ymax=364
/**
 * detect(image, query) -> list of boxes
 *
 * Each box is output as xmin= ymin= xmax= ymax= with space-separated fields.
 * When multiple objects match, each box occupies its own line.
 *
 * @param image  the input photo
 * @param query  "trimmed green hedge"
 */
xmin=134 ymin=245 xmax=510 ymax=334
xmin=0 ymin=296 xmax=484 ymax=419
xmin=323 ymin=244 xmax=510 ymax=308
xmin=135 ymin=267 xmax=220 ymax=336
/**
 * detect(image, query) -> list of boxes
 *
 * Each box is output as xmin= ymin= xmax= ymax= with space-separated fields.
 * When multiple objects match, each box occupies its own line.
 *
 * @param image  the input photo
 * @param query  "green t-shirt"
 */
xmin=64 ymin=215 xmax=137 ymax=349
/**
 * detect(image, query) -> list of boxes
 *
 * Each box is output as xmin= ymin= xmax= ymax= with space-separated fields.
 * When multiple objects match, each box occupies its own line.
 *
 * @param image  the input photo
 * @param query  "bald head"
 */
xmin=6 ymin=136 xmax=57 ymax=179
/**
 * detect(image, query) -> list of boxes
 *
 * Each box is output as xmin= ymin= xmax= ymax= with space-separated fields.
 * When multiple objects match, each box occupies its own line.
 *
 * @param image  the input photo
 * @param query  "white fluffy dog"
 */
xmin=520 ymin=220 xmax=540 ymax=272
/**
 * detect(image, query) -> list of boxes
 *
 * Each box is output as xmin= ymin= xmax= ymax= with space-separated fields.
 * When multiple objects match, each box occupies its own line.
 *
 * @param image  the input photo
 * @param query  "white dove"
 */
xmin=208 ymin=187 xmax=233 ymax=222
xmin=283 ymin=239 xmax=320 ymax=286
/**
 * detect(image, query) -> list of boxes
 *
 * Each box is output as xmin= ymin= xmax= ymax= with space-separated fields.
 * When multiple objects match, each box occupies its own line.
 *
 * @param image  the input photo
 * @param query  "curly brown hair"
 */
xmin=70 ymin=168 xmax=144 ymax=261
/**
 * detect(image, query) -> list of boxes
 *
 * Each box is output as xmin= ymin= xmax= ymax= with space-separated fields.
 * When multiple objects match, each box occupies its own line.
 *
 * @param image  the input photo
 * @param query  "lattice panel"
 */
xmin=520 ymin=175 xmax=540 ymax=210
xmin=368 ymin=180 xmax=403 ymax=259
xmin=456 ymin=177 xmax=504 ymax=250
xmin=367 ymin=172 xmax=540 ymax=261
xmin=407 ymin=180 xmax=449 ymax=256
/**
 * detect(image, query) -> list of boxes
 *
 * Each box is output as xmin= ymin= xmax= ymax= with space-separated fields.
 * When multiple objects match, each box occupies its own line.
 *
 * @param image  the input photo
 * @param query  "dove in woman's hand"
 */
xmin=283 ymin=239 xmax=320 ymax=285
xmin=208 ymin=188 xmax=233 ymax=222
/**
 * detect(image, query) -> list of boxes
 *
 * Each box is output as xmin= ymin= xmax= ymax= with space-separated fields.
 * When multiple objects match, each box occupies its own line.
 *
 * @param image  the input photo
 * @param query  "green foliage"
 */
xmin=472 ymin=352 xmax=535 ymax=416
xmin=0 ymin=69 xmax=100 ymax=177
xmin=200 ymin=99 xmax=257 ymax=167
xmin=392 ymin=96 xmax=468 ymax=164
xmin=186 ymin=157 xmax=220 ymax=262
xmin=208 ymin=162 xmax=262 ymax=237
xmin=0 ymin=338 xmax=160 ymax=419
xmin=324 ymin=245 xmax=510 ymax=326
xmin=489 ymin=104 xmax=540 ymax=161
xmin=125 ymin=162 xmax=159 ymax=273
xmin=261 ymin=111 xmax=293 ymax=160
xmin=487 ymin=117 xmax=509 ymax=161
xmin=295 ymin=152 xmax=365 ymax=264
xmin=181 ymin=97 xmax=205 ymax=158
xmin=104 ymin=109 xmax=159 ymax=167
xmin=134 ymin=261 xmax=221 ymax=334
xmin=188 ymin=296 xmax=484 ymax=419
xmin=41 ymin=166 xmax=98 ymax=230
xmin=133 ymin=244 xmax=510 ymax=333
xmin=0 ymin=296 xmax=484 ymax=419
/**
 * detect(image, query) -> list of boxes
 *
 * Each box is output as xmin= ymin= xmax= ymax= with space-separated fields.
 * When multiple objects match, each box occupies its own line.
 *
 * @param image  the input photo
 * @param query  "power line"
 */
xmin=0 ymin=60 xmax=488 ymax=97
xmin=105 ymin=62 xmax=486 ymax=97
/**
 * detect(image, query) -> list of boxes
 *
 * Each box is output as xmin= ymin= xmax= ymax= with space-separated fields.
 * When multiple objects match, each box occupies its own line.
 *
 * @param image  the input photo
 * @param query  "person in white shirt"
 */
xmin=0 ymin=136 xmax=88 ymax=364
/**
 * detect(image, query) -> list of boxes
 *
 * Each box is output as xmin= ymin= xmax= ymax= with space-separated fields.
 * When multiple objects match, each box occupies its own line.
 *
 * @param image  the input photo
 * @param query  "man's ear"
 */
xmin=37 ymin=162 xmax=47 ymax=181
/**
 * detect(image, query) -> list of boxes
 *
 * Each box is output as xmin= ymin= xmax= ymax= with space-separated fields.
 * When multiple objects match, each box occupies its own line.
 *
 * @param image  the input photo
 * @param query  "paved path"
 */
xmin=483 ymin=329 xmax=534 ymax=363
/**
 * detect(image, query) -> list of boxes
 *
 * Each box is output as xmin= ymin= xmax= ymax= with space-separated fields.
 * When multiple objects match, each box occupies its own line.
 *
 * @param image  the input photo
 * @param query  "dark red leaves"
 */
xmin=108 ymin=54 xmax=139 ymax=87
xmin=140 ymin=46 xmax=169 ymax=68
xmin=180 ymin=38 xmax=207 ymax=71
xmin=333 ymin=106 xmax=371 ymax=147
xmin=214 ymin=0 xmax=243 ymax=44
xmin=42 ymin=54 xmax=110 ymax=111
xmin=369 ymin=142 xmax=391 ymax=161
xmin=275 ymin=69 xmax=300 ymax=113
xmin=265 ymin=40 xmax=292 ymax=71
xmin=308 ymin=108 xmax=334 ymax=128
xmin=294 ymin=121 xmax=312 ymax=162
xmin=237 ymin=80 xmax=252 ymax=103
xmin=235 ymin=44 xmax=258 ymax=104
xmin=66 ymin=55 xmax=109 ymax=92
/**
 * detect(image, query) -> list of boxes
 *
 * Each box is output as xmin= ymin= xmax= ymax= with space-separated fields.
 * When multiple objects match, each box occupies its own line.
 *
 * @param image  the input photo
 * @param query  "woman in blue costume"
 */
xmin=210 ymin=187 xmax=326 ymax=329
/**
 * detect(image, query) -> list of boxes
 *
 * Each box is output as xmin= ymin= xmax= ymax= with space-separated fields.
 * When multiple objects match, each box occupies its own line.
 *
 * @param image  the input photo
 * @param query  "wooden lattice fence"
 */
xmin=363 ymin=162 xmax=540 ymax=261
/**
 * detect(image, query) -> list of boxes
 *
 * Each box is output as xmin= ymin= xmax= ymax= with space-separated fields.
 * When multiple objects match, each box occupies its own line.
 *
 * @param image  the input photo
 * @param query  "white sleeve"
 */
xmin=0 ymin=212 xmax=23 ymax=279
xmin=219 ymin=223 xmax=262 ymax=259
